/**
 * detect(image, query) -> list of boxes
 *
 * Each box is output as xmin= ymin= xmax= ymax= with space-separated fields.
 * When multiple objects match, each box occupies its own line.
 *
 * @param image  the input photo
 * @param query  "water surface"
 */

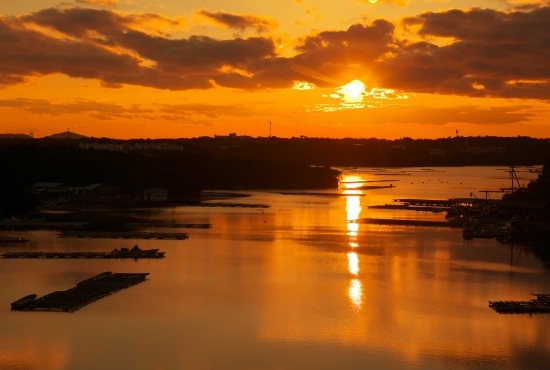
xmin=1 ymin=166 xmax=549 ymax=370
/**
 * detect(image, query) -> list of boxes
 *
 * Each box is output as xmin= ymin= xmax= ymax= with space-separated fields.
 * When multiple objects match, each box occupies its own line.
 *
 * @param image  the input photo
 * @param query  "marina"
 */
xmin=1 ymin=247 xmax=165 ymax=259
xmin=58 ymin=231 xmax=189 ymax=240
xmin=489 ymin=294 xmax=550 ymax=314
xmin=10 ymin=272 xmax=149 ymax=312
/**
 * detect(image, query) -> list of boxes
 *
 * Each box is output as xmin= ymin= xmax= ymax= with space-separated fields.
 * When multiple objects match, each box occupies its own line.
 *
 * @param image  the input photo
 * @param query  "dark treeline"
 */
xmin=197 ymin=136 xmax=550 ymax=167
xmin=0 ymin=144 xmax=340 ymax=199
xmin=505 ymin=157 xmax=550 ymax=201
xmin=41 ymin=135 xmax=550 ymax=167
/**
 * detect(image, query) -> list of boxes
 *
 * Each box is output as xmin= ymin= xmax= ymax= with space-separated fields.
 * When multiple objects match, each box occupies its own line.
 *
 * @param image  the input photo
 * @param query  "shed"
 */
xmin=142 ymin=187 xmax=169 ymax=201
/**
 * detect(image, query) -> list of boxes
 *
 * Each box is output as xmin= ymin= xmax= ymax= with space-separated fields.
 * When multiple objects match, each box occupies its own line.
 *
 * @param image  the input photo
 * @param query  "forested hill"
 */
xmin=4 ymin=135 xmax=543 ymax=167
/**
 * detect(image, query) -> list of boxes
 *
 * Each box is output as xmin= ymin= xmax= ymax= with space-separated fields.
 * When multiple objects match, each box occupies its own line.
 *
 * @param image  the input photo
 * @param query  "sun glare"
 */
xmin=337 ymin=80 xmax=367 ymax=103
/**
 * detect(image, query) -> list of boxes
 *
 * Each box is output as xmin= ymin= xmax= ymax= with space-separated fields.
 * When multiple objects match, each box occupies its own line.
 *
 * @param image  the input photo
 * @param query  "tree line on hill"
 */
xmin=0 ymin=144 xmax=339 ymax=217
xmin=505 ymin=157 xmax=550 ymax=201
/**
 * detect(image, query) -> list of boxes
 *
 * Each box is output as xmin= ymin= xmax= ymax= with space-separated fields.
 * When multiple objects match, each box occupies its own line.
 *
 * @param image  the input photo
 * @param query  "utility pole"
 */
xmin=269 ymin=121 xmax=272 ymax=138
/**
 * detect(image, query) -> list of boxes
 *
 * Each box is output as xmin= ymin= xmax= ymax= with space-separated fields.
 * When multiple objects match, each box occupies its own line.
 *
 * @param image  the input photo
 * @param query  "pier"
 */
xmin=356 ymin=218 xmax=460 ymax=228
xmin=0 ymin=237 xmax=30 ymax=244
xmin=58 ymin=231 xmax=189 ymax=240
xmin=10 ymin=272 xmax=149 ymax=312
xmin=126 ymin=223 xmax=212 ymax=229
xmin=489 ymin=294 xmax=550 ymax=314
xmin=1 ymin=221 xmax=89 ymax=230
xmin=1 ymin=248 xmax=165 ymax=259
xmin=368 ymin=205 xmax=449 ymax=213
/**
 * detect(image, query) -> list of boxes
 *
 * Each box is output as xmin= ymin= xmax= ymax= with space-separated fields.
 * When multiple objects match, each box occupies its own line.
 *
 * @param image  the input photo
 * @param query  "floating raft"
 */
xmin=126 ymin=223 xmax=212 ymax=229
xmin=0 ymin=237 xmax=30 ymax=244
xmin=58 ymin=231 xmax=189 ymax=240
xmin=1 ymin=222 xmax=89 ymax=230
xmin=489 ymin=294 xmax=550 ymax=314
xmin=11 ymin=272 xmax=149 ymax=312
xmin=1 ymin=248 xmax=165 ymax=259
xmin=368 ymin=205 xmax=449 ymax=213
xmin=355 ymin=218 xmax=460 ymax=228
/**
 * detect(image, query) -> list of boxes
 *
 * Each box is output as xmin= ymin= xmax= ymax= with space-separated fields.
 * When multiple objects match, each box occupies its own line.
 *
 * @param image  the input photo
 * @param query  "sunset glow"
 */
xmin=0 ymin=1 xmax=549 ymax=139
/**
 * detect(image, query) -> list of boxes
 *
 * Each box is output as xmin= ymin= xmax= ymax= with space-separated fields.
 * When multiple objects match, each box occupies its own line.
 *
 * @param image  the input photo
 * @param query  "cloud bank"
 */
xmin=1 ymin=5 xmax=550 ymax=99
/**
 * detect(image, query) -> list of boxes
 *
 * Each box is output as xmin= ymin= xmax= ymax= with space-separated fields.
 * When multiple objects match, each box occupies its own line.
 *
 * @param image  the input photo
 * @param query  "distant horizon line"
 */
xmin=0 ymin=133 xmax=549 ymax=141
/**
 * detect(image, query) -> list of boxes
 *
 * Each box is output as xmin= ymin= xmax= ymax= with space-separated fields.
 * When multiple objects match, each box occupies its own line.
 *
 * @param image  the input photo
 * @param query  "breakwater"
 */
xmin=2 ymin=248 xmax=165 ymax=259
xmin=59 ymin=231 xmax=189 ymax=240
xmin=355 ymin=218 xmax=460 ymax=228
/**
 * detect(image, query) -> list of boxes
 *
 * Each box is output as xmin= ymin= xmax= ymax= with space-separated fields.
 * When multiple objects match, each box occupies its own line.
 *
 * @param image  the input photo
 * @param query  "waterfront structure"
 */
xmin=142 ymin=187 xmax=169 ymax=201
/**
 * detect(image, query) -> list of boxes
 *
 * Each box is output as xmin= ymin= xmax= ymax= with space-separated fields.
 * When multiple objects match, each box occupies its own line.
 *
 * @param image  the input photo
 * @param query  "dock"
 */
xmin=126 ymin=223 xmax=212 ymax=229
xmin=58 ymin=231 xmax=189 ymax=240
xmin=1 ymin=248 xmax=165 ymax=259
xmin=1 ymin=221 xmax=89 ymax=230
xmin=0 ymin=237 xmax=30 ymax=244
xmin=489 ymin=294 xmax=550 ymax=314
xmin=10 ymin=272 xmax=149 ymax=312
xmin=392 ymin=198 xmax=479 ymax=207
xmin=368 ymin=205 xmax=449 ymax=213
xmin=355 ymin=218 xmax=460 ymax=228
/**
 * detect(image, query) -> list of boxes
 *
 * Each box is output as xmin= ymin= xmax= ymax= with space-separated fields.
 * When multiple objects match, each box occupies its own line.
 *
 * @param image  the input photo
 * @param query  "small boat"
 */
xmin=11 ymin=294 xmax=37 ymax=309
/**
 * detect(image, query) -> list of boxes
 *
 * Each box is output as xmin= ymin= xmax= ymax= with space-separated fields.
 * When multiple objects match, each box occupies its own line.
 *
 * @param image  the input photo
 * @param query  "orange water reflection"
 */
xmin=344 ymin=175 xmax=365 ymax=311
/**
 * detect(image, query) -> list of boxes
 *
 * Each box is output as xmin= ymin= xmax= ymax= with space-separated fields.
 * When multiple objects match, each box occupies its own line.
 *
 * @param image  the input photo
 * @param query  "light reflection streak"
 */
xmin=342 ymin=174 xmax=365 ymax=311
xmin=348 ymin=252 xmax=359 ymax=275
xmin=349 ymin=279 xmax=362 ymax=311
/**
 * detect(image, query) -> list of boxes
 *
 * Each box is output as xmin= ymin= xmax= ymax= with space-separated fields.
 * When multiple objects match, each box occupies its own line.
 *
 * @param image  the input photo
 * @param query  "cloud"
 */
xmin=155 ymin=103 xmax=272 ymax=118
xmin=75 ymin=0 xmax=118 ymax=8
xmin=358 ymin=0 xmax=408 ymax=6
xmin=0 ymin=98 xmax=151 ymax=119
xmin=1 ymin=5 xmax=550 ymax=100
xmin=312 ymin=104 xmax=538 ymax=126
xmin=195 ymin=10 xmax=278 ymax=33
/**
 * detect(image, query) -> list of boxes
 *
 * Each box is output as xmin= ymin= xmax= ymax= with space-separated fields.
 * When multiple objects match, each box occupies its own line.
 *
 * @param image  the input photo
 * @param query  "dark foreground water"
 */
xmin=1 ymin=167 xmax=549 ymax=370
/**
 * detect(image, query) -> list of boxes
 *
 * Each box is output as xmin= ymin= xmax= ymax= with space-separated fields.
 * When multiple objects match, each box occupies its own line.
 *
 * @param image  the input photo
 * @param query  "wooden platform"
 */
xmin=11 ymin=272 xmax=149 ymax=312
xmin=0 ymin=237 xmax=30 ymax=244
xmin=489 ymin=294 xmax=550 ymax=314
xmin=58 ymin=231 xmax=189 ymax=240
xmin=355 ymin=218 xmax=460 ymax=228
xmin=126 ymin=223 xmax=212 ymax=229
xmin=1 ymin=248 xmax=165 ymax=259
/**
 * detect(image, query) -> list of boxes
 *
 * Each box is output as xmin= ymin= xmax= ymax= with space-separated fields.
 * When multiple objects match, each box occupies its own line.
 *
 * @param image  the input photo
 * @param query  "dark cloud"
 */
xmin=2 ymin=6 xmax=550 ymax=99
xmin=388 ymin=7 xmax=550 ymax=98
xmin=0 ymin=98 xmax=151 ymax=119
xmin=196 ymin=10 xmax=278 ymax=33
xmin=75 ymin=0 xmax=118 ymax=8
xmin=155 ymin=103 xmax=272 ymax=117
xmin=314 ymin=104 xmax=538 ymax=126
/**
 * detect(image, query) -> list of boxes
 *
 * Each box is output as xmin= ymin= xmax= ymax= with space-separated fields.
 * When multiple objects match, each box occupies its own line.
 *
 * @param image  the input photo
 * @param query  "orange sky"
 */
xmin=1 ymin=0 xmax=550 ymax=139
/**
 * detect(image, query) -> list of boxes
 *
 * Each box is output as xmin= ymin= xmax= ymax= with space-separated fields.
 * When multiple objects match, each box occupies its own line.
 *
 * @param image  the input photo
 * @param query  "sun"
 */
xmin=337 ymin=80 xmax=366 ymax=102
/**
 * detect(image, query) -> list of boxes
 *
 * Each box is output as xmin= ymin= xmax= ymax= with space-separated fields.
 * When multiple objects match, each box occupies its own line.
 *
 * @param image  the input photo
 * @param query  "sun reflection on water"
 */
xmin=342 ymin=174 xmax=365 ymax=311
xmin=348 ymin=252 xmax=359 ymax=275
xmin=349 ymin=279 xmax=363 ymax=311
